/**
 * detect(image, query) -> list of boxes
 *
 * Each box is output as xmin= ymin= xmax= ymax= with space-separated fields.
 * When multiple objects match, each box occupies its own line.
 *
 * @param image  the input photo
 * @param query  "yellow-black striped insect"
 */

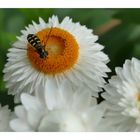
xmin=27 ymin=27 xmax=53 ymax=58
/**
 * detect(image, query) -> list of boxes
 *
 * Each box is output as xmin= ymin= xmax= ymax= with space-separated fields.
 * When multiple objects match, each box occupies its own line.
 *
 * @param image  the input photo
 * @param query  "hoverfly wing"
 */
xmin=36 ymin=44 xmax=48 ymax=58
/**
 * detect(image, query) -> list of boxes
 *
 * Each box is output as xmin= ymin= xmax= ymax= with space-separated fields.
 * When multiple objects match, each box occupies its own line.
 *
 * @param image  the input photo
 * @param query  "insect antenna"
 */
xmin=46 ymin=26 xmax=53 ymax=45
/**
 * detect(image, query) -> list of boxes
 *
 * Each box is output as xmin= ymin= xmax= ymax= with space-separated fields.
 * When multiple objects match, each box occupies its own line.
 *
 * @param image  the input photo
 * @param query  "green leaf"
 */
xmin=19 ymin=9 xmax=54 ymax=23
xmin=113 ymin=9 xmax=140 ymax=24
xmin=0 ymin=92 xmax=15 ymax=111
xmin=54 ymin=9 xmax=118 ymax=28
xmin=99 ymin=23 xmax=136 ymax=75
xmin=0 ymin=9 xmax=5 ymax=30
xmin=133 ymin=43 xmax=140 ymax=59
xmin=6 ymin=15 xmax=25 ymax=34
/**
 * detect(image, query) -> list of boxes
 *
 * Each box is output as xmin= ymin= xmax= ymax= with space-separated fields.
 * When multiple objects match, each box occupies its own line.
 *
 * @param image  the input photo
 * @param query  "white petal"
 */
xmin=21 ymin=94 xmax=42 ymax=112
xmin=44 ymin=77 xmax=59 ymax=110
xmin=15 ymin=106 xmax=26 ymax=119
xmin=10 ymin=119 xmax=33 ymax=132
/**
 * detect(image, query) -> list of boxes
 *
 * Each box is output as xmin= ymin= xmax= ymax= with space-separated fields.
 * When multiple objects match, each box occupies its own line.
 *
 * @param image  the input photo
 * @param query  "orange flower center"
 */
xmin=27 ymin=27 xmax=79 ymax=74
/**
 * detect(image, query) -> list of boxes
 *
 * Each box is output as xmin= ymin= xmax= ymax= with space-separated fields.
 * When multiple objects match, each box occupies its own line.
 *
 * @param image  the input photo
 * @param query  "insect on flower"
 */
xmin=27 ymin=27 xmax=53 ymax=58
xmin=3 ymin=16 xmax=110 ymax=103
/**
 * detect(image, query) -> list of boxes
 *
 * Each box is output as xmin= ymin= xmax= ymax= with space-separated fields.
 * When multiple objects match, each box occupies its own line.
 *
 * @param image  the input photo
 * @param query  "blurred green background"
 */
xmin=1 ymin=9 xmax=140 ymax=109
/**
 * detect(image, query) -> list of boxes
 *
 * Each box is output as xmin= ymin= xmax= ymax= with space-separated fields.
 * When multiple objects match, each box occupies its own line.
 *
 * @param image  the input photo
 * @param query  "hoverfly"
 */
xmin=27 ymin=27 xmax=53 ymax=58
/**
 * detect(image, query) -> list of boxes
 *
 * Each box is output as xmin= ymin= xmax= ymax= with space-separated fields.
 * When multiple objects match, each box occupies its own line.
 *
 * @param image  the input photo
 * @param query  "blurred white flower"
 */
xmin=3 ymin=15 xmax=110 ymax=102
xmin=0 ymin=105 xmax=13 ymax=131
xmin=10 ymin=80 xmax=105 ymax=132
xmin=102 ymin=58 xmax=140 ymax=131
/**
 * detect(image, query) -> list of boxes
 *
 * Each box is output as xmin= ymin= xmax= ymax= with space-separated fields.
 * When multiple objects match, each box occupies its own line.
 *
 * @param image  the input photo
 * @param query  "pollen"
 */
xmin=27 ymin=27 xmax=79 ymax=74
xmin=137 ymin=92 xmax=140 ymax=102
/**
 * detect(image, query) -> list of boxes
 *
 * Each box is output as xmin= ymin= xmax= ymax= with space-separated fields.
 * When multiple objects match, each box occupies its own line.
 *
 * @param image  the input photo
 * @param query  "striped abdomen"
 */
xmin=27 ymin=34 xmax=42 ymax=48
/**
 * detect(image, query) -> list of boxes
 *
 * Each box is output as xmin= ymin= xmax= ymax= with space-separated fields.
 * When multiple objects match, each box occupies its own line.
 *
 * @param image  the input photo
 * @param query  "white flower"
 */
xmin=10 ymin=79 xmax=105 ymax=132
xmin=3 ymin=15 xmax=110 ymax=102
xmin=0 ymin=105 xmax=13 ymax=131
xmin=102 ymin=58 xmax=140 ymax=131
